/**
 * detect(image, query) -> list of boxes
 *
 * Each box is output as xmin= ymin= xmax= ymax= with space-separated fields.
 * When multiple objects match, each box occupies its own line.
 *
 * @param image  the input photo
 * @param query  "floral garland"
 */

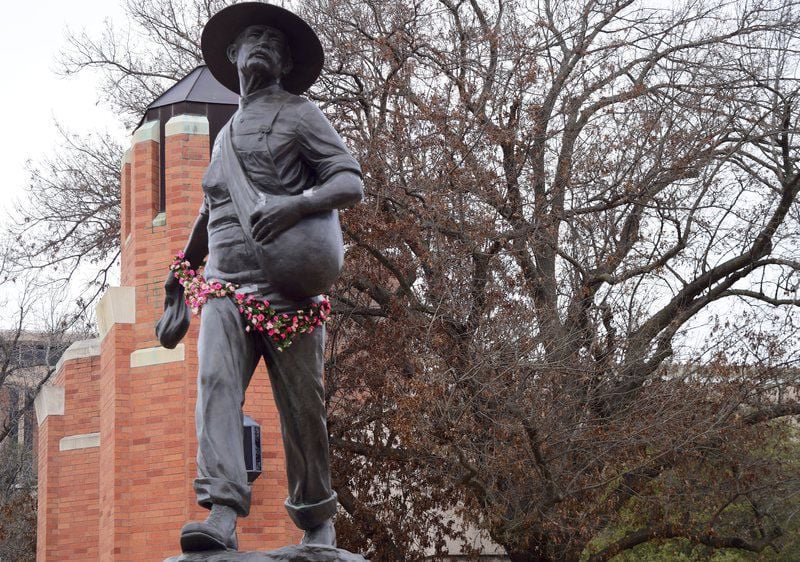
xmin=170 ymin=251 xmax=331 ymax=351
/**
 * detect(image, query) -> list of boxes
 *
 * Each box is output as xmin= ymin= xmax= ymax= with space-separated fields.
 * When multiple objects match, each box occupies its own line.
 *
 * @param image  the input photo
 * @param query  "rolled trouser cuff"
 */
xmin=285 ymin=492 xmax=338 ymax=530
xmin=194 ymin=477 xmax=251 ymax=517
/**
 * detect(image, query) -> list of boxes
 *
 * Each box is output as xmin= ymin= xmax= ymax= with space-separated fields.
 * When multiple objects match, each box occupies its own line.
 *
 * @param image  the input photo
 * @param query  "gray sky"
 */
xmin=0 ymin=0 xmax=127 ymax=221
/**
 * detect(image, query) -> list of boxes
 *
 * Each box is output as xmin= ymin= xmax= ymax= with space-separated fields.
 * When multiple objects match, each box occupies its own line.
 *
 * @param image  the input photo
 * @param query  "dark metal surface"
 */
xmin=200 ymin=3 xmax=323 ymax=95
xmin=148 ymin=66 xmax=239 ymax=110
xmin=158 ymin=6 xmax=363 ymax=554
xmin=242 ymin=415 xmax=262 ymax=483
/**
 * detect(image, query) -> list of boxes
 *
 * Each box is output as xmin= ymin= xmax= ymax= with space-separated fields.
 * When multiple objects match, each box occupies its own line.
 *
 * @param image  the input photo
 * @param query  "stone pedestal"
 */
xmin=164 ymin=544 xmax=369 ymax=562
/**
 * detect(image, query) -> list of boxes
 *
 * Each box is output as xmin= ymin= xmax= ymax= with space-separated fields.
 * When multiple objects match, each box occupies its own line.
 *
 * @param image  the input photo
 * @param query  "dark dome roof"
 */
xmin=147 ymin=65 xmax=239 ymax=110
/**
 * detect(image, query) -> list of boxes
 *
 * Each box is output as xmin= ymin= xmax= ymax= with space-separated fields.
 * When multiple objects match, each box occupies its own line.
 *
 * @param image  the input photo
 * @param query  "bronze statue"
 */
xmin=157 ymin=2 xmax=363 ymax=553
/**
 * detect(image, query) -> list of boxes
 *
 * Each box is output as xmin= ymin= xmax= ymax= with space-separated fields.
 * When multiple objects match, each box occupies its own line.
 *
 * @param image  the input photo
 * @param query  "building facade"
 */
xmin=34 ymin=67 xmax=300 ymax=561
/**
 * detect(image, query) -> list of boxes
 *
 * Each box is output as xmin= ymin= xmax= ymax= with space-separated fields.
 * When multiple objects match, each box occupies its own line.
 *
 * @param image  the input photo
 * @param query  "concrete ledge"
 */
xmin=152 ymin=211 xmax=167 ymax=227
xmin=34 ymin=386 xmax=65 ymax=426
xmin=53 ymin=338 xmax=100 ymax=375
xmin=165 ymin=544 xmax=368 ymax=562
xmin=133 ymin=120 xmax=160 ymax=144
xmin=96 ymin=286 xmax=136 ymax=340
xmin=130 ymin=344 xmax=185 ymax=368
xmin=59 ymin=432 xmax=100 ymax=452
xmin=165 ymin=114 xmax=209 ymax=137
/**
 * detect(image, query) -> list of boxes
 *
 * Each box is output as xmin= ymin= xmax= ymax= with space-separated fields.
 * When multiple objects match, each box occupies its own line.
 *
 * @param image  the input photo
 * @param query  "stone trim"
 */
xmin=152 ymin=212 xmax=167 ymax=227
xmin=165 ymin=114 xmax=209 ymax=137
xmin=54 ymin=338 xmax=100 ymax=375
xmin=132 ymin=120 xmax=160 ymax=144
xmin=34 ymin=386 xmax=65 ymax=426
xmin=59 ymin=432 xmax=100 ymax=452
xmin=130 ymin=344 xmax=185 ymax=368
xmin=96 ymin=286 xmax=136 ymax=340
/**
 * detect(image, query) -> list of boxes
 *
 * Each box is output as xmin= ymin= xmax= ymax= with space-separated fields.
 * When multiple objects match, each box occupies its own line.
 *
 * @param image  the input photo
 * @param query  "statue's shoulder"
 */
xmin=286 ymin=96 xmax=335 ymax=131
xmin=280 ymin=91 xmax=318 ymax=115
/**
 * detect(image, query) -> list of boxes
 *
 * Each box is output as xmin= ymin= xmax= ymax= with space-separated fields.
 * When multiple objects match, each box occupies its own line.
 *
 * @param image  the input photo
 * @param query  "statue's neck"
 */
xmin=239 ymin=72 xmax=280 ymax=97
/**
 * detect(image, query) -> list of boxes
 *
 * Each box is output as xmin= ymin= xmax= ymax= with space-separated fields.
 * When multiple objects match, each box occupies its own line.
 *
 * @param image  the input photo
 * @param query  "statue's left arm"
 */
xmin=250 ymin=103 xmax=363 ymax=244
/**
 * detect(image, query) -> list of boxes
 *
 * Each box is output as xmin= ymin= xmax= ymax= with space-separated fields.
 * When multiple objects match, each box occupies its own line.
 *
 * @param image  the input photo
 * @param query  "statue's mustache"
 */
xmin=248 ymin=48 xmax=277 ymax=62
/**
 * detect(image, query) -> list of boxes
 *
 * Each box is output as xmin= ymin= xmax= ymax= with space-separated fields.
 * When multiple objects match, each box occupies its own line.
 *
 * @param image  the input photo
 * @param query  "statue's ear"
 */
xmin=226 ymin=43 xmax=238 ymax=64
xmin=281 ymin=51 xmax=294 ymax=77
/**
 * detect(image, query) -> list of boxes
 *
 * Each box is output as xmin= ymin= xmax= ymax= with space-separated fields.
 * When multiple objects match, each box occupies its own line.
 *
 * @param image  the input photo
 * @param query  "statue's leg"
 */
xmin=193 ymin=296 xmax=260 ymax=518
xmin=262 ymin=326 xmax=337 ymax=539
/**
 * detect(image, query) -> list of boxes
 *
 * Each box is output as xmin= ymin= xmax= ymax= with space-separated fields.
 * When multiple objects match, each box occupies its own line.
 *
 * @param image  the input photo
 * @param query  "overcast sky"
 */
xmin=0 ymin=0 xmax=127 ymax=221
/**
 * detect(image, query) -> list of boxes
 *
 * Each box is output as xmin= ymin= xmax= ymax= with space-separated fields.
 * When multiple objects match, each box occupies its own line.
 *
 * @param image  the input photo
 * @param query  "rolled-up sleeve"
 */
xmin=296 ymin=104 xmax=362 ymax=184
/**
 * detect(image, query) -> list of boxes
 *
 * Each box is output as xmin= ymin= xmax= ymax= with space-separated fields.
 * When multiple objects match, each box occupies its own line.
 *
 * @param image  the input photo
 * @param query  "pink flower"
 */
xmin=169 ymin=251 xmax=331 ymax=351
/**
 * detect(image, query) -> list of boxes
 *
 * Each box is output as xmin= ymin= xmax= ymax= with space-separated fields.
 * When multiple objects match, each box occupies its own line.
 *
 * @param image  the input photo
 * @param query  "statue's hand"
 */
xmin=163 ymin=270 xmax=183 ymax=308
xmin=250 ymin=194 xmax=304 ymax=244
xmin=156 ymin=269 xmax=189 ymax=349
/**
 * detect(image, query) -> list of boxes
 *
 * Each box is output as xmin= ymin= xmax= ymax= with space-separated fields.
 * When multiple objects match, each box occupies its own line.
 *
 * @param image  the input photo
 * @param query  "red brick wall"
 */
xmin=97 ymin=320 xmax=134 ymax=560
xmin=37 ymin=353 xmax=101 ymax=561
xmin=36 ymin=400 xmax=58 ymax=561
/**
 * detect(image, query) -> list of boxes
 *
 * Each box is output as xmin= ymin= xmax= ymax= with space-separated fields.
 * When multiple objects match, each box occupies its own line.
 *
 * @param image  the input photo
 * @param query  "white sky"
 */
xmin=0 ymin=0 xmax=127 ymax=222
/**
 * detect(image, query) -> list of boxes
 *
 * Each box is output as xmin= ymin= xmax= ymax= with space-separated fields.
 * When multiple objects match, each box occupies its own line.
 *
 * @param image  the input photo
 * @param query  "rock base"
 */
xmin=164 ymin=544 xmax=369 ymax=562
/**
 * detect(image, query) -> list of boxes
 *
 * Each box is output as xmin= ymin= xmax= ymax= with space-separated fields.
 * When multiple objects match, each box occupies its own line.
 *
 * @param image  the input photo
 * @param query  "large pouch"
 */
xmin=219 ymin=122 xmax=344 ymax=300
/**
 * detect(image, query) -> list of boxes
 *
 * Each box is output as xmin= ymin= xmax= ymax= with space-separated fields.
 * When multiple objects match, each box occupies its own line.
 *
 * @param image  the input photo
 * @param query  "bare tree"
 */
xmin=0 ymin=241 xmax=83 ymax=561
xmin=35 ymin=0 xmax=800 ymax=560
xmin=297 ymin=0 xmax=800 ymax=559
xmin=4 ymin=0 xmax=221 ymax=310
xmin=59 ymin=0 xmax=229 ymax=125
xmin=0 ymin=242 xmax=77 ymax=447
xmin=0 ymin=439 xmax=37 ymax=562
xmin=5 ymin=126 xmax=123 ymax=319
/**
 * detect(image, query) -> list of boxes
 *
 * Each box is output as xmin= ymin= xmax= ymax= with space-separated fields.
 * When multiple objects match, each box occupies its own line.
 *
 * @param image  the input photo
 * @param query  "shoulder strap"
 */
xmin=218 ymin=122 xmax=269 ymax=271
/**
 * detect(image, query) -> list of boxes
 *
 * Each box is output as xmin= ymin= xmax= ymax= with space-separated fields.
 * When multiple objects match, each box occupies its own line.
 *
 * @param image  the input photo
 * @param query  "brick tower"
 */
xmin=35 ymin=66 xmax=301 ymax=561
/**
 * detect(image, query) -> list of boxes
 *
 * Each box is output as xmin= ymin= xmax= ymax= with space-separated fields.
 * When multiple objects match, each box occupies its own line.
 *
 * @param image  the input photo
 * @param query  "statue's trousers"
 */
xmin=192 ymin=296 xmax=337 ymax=529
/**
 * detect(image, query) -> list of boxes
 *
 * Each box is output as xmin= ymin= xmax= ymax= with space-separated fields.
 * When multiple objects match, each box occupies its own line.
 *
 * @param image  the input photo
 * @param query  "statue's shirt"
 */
xmin=199 ymin=85 xmax=361 ymax=310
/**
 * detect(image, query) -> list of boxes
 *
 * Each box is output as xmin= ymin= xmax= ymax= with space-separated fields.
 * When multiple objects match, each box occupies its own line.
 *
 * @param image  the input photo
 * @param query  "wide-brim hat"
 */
xmin=201 ymin=2 xmax=323 ymax=95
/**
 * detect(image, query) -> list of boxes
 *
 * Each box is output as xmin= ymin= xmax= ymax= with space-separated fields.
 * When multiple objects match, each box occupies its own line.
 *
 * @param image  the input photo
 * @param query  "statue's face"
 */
xmin=228 ymin=25 xmax=291 ymax=82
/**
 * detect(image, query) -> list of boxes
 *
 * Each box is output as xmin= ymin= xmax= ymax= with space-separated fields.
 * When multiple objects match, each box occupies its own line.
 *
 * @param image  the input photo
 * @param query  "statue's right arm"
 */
xmin=157 ymin=213 xmax=208 ymax=348
xmin=164 ymin=213 xmax=209 ymax=296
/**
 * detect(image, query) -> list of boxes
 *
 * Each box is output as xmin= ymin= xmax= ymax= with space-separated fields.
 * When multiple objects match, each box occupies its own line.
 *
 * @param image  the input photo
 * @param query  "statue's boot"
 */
xmin=180 ymin=504 xmax=238 ymax=552
xmin=300 ymin=519 xmax=336 ymax=547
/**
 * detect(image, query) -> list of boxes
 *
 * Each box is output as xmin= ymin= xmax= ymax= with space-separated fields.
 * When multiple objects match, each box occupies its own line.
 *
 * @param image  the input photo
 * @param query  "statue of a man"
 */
xmin=158 ymin=2 xmax=362 ymax=553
